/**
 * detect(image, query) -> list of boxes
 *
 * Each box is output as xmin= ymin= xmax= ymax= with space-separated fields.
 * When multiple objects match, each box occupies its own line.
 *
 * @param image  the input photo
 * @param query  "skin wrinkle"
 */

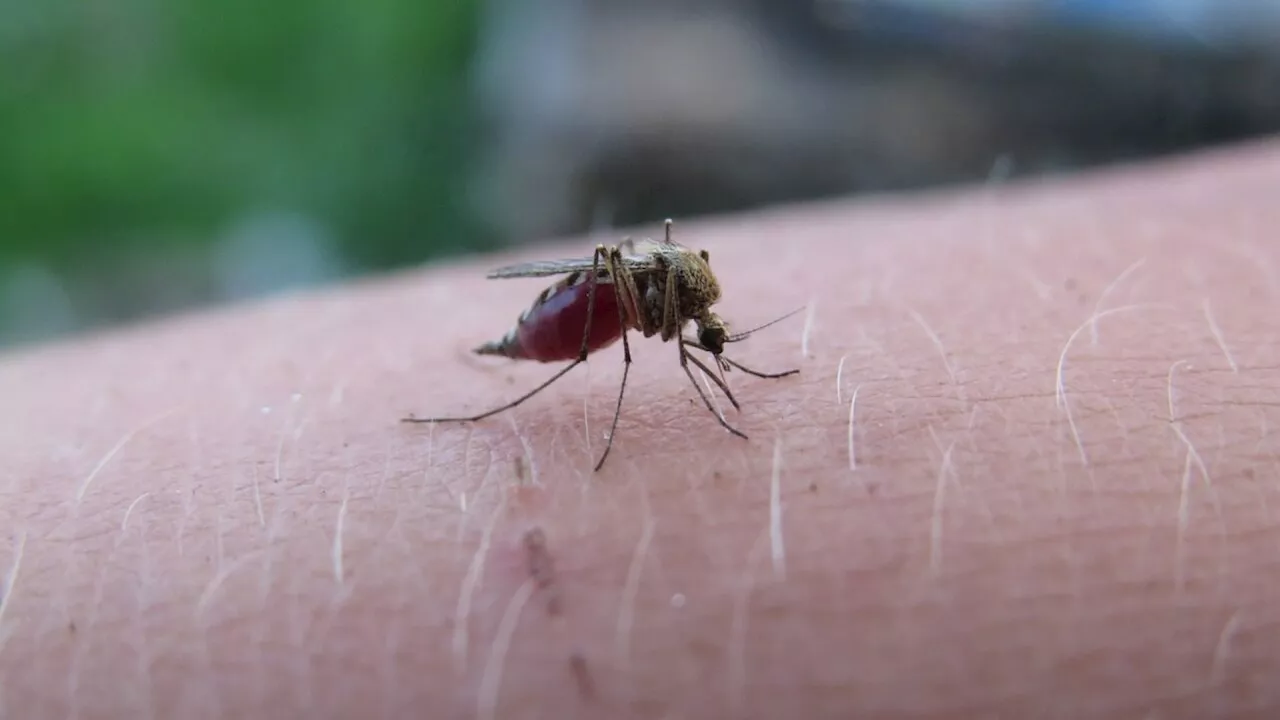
xmin=2 ymin=143 xmax=1280 ymax=717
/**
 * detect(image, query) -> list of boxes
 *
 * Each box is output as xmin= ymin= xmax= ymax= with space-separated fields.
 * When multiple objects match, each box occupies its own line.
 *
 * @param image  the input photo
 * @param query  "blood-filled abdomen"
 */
xmin=515 ymin=280 xmax=624 ymax=362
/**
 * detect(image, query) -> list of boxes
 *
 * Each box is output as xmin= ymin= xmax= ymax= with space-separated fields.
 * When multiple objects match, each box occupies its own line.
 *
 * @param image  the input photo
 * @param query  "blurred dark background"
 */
xmin=3 ymin=0 xmax=1279 ymax=348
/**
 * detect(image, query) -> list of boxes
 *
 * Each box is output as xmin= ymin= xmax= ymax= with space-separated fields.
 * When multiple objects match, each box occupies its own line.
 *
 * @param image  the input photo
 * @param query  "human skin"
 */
xmin=3 ymin=139 xmax=1280 ymax=720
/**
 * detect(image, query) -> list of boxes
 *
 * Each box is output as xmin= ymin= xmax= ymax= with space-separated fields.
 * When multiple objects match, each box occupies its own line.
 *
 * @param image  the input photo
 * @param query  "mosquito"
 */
xmin=402 ymin=219 xmax=801 ymax=471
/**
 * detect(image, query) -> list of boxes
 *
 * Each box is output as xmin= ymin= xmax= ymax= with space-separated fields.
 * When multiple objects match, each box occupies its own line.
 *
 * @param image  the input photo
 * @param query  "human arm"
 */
xmin=2 ymin=140 xmax=1280 ymax=718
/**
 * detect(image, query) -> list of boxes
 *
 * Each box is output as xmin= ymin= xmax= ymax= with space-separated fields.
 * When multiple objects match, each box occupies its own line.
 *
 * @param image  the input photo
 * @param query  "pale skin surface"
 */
xmin=2 ymin=139 xmax=1280 ymax=719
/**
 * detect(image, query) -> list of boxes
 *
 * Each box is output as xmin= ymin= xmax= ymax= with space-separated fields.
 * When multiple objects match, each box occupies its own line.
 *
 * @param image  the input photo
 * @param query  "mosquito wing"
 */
xmin=618 ymin=236 xmax=665 ymax=256
xmin=486 ymin=247 xmax=660 ymax=280
xmin=486 ymin=257 xmax=599 ymax=279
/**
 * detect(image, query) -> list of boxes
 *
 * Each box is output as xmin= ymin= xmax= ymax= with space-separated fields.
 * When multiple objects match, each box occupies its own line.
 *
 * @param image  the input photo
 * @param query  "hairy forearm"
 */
xmin=3 ymin=141 xmax=1280 ymax=719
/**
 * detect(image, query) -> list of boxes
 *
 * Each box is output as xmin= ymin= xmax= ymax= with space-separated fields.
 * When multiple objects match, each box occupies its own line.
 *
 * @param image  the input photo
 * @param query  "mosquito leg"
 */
xmin=613 ymin=251 xmax=650 ymax=336
xmin=680 ymin=345 xmax=747 ymax=438
xmin=404 ymin=246 xmax=612 ymax=438
xmin=579 ymin=244 xmax=608 ymax=361
xmin=577 ymin=243 xmax=620 ymax=469
xmin=678 ymin=343 xmax=748 ymax=439
xmin=401 ymin=358 xmax=584 ymax=423
xmin=593 ymin=247 xmax=636 ymax=472
xmin=683 ymin=350 xmax=742 ymax=411
xmin=660 ymin=264 xmax=679 ymax=341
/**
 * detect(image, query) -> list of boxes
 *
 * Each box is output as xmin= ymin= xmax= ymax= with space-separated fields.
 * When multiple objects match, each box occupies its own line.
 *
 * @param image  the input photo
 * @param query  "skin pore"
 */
xmin=3 ymin=139 xmax=1280 ymax=719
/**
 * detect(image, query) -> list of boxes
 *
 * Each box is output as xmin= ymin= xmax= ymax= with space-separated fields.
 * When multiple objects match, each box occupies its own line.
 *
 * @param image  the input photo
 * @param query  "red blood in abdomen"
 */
xmin=516 ymin=280 xmax=624 ymax=362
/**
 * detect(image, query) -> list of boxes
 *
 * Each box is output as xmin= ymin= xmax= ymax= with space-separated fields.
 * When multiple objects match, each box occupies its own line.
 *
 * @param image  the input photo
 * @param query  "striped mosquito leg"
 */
xmin=679 ymin=345 xmax=749 ymax=440
xmin=592 ymin=247 xmax=636 ymax=471
xmin=577 ymin=244 xmax=607 ymax=361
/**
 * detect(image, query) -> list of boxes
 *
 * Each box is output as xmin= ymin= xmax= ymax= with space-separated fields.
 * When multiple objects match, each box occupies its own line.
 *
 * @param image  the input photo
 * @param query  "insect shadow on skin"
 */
xmin=403 ymin=219 xmax=802 ymax=471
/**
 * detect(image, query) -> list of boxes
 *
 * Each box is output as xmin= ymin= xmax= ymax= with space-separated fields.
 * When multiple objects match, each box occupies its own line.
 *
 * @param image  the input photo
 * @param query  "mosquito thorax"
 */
xmin=682 ymin=250 xmax=721 ymax=307
xmin=663 ymin=246 xmax=722 ymax=329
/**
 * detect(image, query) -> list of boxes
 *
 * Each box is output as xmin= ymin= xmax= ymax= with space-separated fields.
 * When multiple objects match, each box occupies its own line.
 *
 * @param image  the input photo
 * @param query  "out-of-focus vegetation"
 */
xmin=0 ymin=0 xmax=486 ymax=344
xmin=3 ymin=0 xmax=1279 ymax=348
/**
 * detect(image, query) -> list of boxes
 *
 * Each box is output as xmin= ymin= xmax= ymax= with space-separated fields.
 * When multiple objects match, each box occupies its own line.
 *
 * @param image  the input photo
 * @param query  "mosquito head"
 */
xmin=695 ymin=312 xmax=730 ymax=355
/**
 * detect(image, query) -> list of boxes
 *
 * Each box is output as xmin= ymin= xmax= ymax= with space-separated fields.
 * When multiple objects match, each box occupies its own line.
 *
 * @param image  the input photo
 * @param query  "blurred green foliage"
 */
xmin=0 ymin=0 xmax=487 ymax=273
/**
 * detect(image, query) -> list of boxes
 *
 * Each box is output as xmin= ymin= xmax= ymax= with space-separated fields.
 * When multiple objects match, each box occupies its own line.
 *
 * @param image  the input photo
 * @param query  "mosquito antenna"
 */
xmin=725 ymin=306 xmax=806 ymax=343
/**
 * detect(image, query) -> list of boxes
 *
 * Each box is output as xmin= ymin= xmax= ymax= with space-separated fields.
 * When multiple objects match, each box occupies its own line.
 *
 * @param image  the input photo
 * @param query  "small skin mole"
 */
xmin=808 ymin=481 xmax=818 ymax=493
xmin=523 ymin=527 xmax=562 ymax=615
xmin=569 ymin=652 xmax=597 ymax=700
xmin=1064 ymin=277 xmax=1078 ymax=291
xmin=68 ymin=621 xmax=76 ymax=635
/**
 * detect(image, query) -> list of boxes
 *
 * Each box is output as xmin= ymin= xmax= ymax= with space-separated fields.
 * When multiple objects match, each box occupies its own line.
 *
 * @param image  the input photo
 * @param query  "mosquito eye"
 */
xmin=700 ymin=327 xmax=725 ymax=352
